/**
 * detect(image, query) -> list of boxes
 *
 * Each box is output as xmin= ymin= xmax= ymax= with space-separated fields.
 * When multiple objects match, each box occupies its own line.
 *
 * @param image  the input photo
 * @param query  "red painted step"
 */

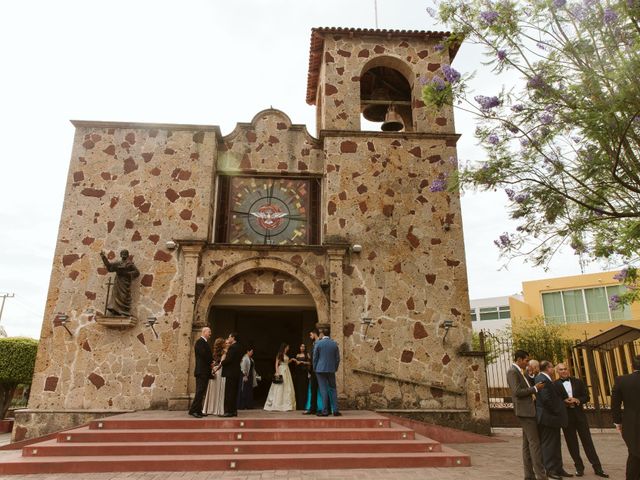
xmin=23 ymin=438 xmax=441 ymax=456
xmin=88 ymin=417 xmax=391 ymax=429
xmin=56 ymin=426 xmax=415 ymax=442
xmin=0 ymin=410 xmax=470 ymax=474
xmin=0 ymin=450 xmax=469 ymax=474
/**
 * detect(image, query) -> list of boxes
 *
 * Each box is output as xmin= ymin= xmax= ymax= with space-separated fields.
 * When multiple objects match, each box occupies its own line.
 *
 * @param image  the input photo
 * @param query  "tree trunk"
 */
xmin=0 ymin=383 xmax=17 ymax=419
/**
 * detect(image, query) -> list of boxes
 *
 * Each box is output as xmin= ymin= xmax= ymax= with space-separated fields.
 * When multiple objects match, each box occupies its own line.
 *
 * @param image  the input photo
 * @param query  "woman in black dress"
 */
xmin=293 ymin=343 xmax=311 ymax=410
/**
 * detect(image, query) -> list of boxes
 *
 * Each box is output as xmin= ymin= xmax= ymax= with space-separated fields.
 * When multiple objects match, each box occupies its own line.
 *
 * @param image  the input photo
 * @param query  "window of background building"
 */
xmin=478 ymin=306 xmax=510 ymax=321
xmin=542 ymin=286 xmax=631 ymax=325
xmin=470 ymin=311 xmax=476 ymax=322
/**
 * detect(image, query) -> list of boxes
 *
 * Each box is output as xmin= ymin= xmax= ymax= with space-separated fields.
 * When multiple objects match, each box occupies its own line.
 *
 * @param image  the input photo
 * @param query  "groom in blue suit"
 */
xmin=313 ymin=327 xmax=341 ymax=416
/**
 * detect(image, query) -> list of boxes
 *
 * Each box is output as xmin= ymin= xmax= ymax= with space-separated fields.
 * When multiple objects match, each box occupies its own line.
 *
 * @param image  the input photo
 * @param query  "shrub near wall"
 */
xmin=0 ymin=338 xmax=38 ymax=419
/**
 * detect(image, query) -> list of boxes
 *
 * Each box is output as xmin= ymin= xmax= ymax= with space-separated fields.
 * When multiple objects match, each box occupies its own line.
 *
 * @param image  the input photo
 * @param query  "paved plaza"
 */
xmin=0 ymin=429 xmax=628 ymax=480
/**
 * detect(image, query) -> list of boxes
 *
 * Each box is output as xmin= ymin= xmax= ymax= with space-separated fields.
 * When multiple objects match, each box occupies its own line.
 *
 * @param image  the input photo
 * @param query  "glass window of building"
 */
xmin=542 ymin=286 xmax=631 ymax=325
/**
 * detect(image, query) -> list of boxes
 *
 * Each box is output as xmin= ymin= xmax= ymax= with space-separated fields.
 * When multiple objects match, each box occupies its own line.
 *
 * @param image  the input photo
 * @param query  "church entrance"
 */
xmin=209 ymin=306 xmax=317 ymax=407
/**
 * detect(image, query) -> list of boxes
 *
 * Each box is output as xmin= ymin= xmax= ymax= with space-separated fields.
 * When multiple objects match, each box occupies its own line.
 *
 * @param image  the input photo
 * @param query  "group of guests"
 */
xmin=263 ymin=327 xmax=341 ymax=416
xmin=188 ymin=326 xmax=341 ymax=418
xmin=508 ymin=349 xmax=611 ymax=479
xmin=189 ymin=328 xmax=254 ymax=418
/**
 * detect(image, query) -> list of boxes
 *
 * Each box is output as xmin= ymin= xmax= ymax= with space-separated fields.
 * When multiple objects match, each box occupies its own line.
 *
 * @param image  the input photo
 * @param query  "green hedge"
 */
xmin=0 ymin=337 xmax=38 ymax=419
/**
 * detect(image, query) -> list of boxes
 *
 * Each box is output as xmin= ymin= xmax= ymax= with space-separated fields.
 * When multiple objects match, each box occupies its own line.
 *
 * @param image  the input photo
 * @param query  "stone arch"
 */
xmin=194 ymin=256 xmax=329 ymax=328
xmin=360 ymin=55 xmax=415 ymax=87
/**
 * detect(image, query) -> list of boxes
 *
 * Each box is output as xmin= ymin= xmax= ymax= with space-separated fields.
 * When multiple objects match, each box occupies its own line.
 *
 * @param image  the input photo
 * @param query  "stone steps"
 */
xmin=0 ymin=411 xmax=470 ymax=474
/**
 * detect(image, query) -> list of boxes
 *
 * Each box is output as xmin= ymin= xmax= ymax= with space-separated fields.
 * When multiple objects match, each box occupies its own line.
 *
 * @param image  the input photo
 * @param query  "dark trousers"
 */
xmin=518 ymin=416 xmax=546 ymax=480
xmin=316 ymin=372 xmax=338 ymax=414
xmin=224 ymin=375 xmax=239 ymax=415
xmin=539 ymin=424 xmax=563 ymax=474
xmin=307 ymin=371 xmax=318 ymax=412
xmin=627 ymin=451 xmax=640 ymax=480
xmin=189 ymin=375 xmax=209 ymax=415
xmin=562 ymin=410 xmax=601 ymax=472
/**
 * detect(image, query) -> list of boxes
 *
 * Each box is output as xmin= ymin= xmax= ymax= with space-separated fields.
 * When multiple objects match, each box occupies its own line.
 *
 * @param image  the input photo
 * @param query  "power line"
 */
xmin=0 ymin=293 xmax=15 ymax=324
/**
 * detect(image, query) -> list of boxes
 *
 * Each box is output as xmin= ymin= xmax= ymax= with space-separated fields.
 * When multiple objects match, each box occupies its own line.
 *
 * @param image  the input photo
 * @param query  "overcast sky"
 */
xmin=0 ymin=0 xmax=610 ymax=339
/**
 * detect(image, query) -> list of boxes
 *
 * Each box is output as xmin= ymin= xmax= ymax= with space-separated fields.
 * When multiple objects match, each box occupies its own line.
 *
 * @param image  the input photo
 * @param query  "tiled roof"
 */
xmin=306 ymin=27 xmax=459 ymax=105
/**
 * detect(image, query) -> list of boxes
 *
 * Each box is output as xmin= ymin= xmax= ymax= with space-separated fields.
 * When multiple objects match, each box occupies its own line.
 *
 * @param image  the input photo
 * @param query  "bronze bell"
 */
xmin=362 ymin=87 xmax=390 ymax=122
xmin=381 ymin=105 xmax=404 ymax=132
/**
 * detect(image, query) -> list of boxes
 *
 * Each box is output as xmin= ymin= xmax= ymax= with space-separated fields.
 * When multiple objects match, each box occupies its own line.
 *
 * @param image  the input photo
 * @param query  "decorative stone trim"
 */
xmin=95 ymin=314 xmax=137 ymax=328
xmin=352 ymin=368 xmax=465 ymax=395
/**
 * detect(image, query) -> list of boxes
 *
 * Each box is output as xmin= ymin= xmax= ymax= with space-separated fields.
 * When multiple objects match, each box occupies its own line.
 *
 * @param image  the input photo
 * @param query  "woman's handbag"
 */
xmin=272 ymin=374 xmax=283 ymax=384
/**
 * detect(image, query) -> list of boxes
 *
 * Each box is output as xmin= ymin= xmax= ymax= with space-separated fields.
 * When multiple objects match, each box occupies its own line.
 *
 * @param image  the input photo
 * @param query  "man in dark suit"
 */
xmin=303 ymin=328 xmax=319 ymax=415
xmin=221 ymin=332 xmax=242 ymax=417
xmin=555 ymin=363 xmax=608 ymax=478
xmin=313 ymin=327 xmax=341 ymax=417
xmin=506 ymin=349 xmax=548 ymax=480
xmin=612 ymin=354 xmax=640 ymax=480
xmin=188 ymin=326 xmax=213 ymax=418
xmin=536 ymin=360 xmax=572 ymax=479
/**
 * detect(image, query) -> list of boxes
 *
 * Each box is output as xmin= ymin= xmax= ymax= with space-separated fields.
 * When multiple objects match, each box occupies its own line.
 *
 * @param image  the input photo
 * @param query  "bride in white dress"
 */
xmin=263 ymin=343 xmax=297 ymax=411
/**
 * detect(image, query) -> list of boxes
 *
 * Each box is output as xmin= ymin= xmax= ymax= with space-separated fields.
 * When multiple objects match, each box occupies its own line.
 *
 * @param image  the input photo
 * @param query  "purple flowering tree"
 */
xmin=424 ymin=0 xmax=640 ymax=297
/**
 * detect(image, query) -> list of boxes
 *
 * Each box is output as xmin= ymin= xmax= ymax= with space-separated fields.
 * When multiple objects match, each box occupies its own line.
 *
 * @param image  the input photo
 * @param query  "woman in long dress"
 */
xmin=263 ymin=343 xmax=296 ymax=411
xmin=293 ymin=343 xmax=310 ymax=410
xmin=203 ymin=337 xmax=226 ymax=415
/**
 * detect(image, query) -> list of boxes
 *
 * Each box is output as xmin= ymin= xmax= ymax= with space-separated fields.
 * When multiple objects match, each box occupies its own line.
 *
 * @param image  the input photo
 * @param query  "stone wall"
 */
xmin=25 ymin=123 xmax=217 ymax=440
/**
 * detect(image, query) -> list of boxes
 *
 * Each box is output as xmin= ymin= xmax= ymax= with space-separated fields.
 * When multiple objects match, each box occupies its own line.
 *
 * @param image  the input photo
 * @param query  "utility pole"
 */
xmin=0 ymin=293 xmax=15 ymax=324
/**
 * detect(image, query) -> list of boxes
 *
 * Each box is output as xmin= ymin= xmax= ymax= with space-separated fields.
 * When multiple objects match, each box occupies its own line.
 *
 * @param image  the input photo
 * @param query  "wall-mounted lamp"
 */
xmin=55 ymin=313 xmax=72 ymax=337
xmin=351 ymin=244 xmax=363 ymax=253
xmin=440 ymin=319 xmax=457 ymax=344
xmin=165 ymin=240 xmax=177 ymax=250
xmin=146 ymin=316 xmax=159 ymax=339
xmin=361 ymin=317 xmax=374 ymax=338
xmin=320 ymin=280 xmax=330 ymax=295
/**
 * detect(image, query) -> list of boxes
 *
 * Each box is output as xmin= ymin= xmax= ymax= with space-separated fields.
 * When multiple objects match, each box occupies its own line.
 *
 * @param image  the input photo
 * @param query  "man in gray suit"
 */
xmin=507 ymin=349 xmax=548 ymax=480
xmin=313 ymin=327 xmax=341 ymax=417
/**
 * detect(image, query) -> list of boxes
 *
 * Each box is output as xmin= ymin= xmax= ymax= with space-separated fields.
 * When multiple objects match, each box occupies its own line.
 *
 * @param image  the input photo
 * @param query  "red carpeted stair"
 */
xmin=0 ymin=411 xmax=469 ymax=474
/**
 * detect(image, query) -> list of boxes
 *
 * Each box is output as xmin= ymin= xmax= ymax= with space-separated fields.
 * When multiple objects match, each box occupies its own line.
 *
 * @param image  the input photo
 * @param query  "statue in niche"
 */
xmin=100 ymin=249 xmax=140 ymax=316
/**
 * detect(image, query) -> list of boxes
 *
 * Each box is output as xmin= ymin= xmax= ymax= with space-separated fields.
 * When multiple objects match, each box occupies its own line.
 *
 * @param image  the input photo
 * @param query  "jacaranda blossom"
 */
xmin=480 ymin=10 xmax=500 ymax=25
xmin=497 ymin=49 xmax=507 ymax=61
xmin=442 ymin=65 xmax=461 ymax=83
xmin=603 ymin=8 xmax=618 ymax=23
xmin=429 ymin=177 xmax=447 ymax=192
xmin=431 ymin=76 xmax=447 ymax=91
xmin=540 ymin=112 xmax=554 ymax=125
xmin=511 ymin=104 xmax=525 ymax=112
xmin=494 ymin=233 xmax=512 ymax=248
xmin=475 ymin=95 xmax=501 ymax=109
xmin=609 ymin=294 xmax=621 ymax=310
xmin=434 ymin=43 xmax=445 ymax=52
xmin=488 ymin=134 xmax=500 ymax=145
xmin=553 ymin=0 xmax=567 ymax=7
xmin=527 ymin=74 xmax=545 ymax=89
xmin=613 ymin=268 xmax=629 ymax=281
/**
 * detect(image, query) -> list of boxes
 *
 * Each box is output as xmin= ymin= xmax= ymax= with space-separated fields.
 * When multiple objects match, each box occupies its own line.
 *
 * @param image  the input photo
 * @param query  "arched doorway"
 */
xmin=196 ymin=260 xmax=327 ymax=408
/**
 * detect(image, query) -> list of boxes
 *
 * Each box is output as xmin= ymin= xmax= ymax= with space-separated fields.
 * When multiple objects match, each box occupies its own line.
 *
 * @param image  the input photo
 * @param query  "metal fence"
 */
xmin=479 ymin=329 xmax=640 ymax=412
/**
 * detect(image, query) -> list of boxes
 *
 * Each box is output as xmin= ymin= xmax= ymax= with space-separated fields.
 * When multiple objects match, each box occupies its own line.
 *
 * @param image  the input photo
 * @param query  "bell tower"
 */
xmin=306 ymin=28 xmax=489 ymax=431
xmin=306 ymin=27 xmax=460 ymax=135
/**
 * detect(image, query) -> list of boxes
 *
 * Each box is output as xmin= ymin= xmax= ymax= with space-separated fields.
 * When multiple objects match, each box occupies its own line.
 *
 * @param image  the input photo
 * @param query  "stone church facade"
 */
xmin=16 ymin=27 xmax=489 ymax=440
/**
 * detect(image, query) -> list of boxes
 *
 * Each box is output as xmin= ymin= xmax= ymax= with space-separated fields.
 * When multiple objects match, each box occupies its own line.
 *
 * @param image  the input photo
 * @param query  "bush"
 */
xmin=0 ymin=337 xmax=38 ymax=419
xmin=512 ymin=318 xmax=575 ymax=364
